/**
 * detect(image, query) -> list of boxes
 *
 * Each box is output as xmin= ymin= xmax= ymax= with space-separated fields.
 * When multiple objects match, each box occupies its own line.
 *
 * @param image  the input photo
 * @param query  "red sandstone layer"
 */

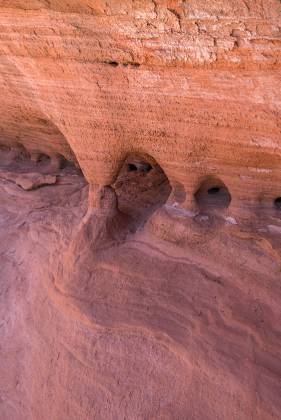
xmin=0 ymin=1 xmax=281 ymax=419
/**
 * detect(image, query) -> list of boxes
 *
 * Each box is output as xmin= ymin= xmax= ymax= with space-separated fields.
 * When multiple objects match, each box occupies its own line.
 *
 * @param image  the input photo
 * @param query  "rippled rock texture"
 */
xmin=0 ymin=1 xmax=281 ymax=419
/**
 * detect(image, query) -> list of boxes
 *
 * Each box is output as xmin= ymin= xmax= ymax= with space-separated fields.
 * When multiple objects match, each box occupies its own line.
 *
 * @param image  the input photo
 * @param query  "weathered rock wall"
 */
xmin=0 ymin=0 xmax=281 ymax=213
xmin=1 ymin=2 xmax=281 ymax=420
xmin=1 ymin=170 xmax=281 ymax=420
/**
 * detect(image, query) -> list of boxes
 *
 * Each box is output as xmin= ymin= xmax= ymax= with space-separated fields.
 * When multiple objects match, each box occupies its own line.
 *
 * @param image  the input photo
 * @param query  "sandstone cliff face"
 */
xmin=0 ymin=1 xmax=281 ymax=419
xmin=1 ymin=0 xmax=281 ymax=209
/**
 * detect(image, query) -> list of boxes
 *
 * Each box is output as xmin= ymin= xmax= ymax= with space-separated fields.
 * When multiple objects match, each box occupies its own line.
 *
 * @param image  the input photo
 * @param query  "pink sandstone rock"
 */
xmin=0 ymin=1 xmax=281 ymax=419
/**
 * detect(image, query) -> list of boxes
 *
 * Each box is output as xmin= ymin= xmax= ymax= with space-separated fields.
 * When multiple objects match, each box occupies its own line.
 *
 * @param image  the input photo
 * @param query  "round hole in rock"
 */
xmin=208 ymin=187 xmax=220 ymax=195
xmin=127 ymin=162 xmax=152 ymax=173
xmin=113 ymin=154 xmax=171 ymax=225
xmin=274 ymin=197 xmax=281 ymax=210
xmin=127 ymin=163 xmax=138 ymax=172
xmin=195 ymin=178 xmax=231 ymax=211
xmin=38 ymin=153 xmax=51 ymax=164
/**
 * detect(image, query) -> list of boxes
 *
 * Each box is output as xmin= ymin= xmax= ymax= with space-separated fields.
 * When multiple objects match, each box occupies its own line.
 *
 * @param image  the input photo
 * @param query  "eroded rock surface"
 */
xmin=1 ymin=166 xmax=281 ymax=420
xmin=0 ymin=1 xmax=281 ymax=419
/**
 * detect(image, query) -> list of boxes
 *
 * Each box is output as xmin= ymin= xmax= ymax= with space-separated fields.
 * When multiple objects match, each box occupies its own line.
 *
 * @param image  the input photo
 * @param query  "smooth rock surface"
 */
xmin=1 ymin=171 xmax=281 ymax=419
xmin=0 ymin=1 xmax=281 ymax=419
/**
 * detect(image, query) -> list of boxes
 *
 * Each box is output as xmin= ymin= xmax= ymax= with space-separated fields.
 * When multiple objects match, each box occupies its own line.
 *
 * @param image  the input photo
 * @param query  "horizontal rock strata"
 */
xmin=0 ymin=1 xmax=281 ymax=419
